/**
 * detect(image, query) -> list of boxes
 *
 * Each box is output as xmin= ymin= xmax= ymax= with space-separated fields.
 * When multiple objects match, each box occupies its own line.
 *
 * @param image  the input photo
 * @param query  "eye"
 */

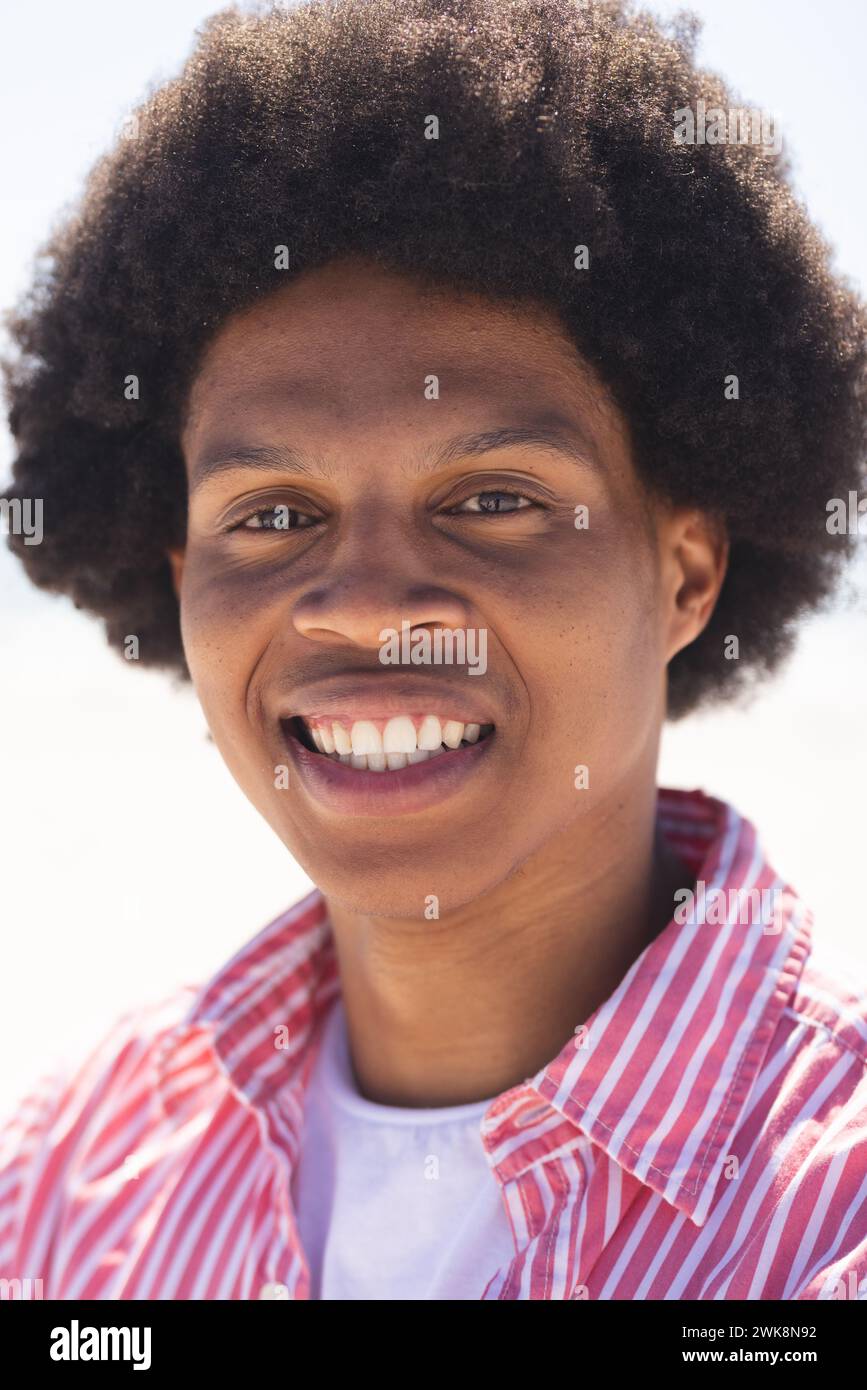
xmin=449 ymin=489 xmax=537 ymax=516
xmin=229 ymin=504 xmax=318 ymax=532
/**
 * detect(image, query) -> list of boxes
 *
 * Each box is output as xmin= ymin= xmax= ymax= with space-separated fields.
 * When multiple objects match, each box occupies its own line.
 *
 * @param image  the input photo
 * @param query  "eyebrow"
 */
xmin=189 ymin=422 xmax=599 ymax=491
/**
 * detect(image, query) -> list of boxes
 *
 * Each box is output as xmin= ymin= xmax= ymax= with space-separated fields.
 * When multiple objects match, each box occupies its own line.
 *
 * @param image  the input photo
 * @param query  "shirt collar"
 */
xmin=154 ymin=787 xmax=812 ymax=1228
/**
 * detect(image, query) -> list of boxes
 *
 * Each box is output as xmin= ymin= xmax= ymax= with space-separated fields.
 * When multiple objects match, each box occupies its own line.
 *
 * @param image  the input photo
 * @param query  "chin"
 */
xmin=307 ymin=857 xmax=505 ymax=921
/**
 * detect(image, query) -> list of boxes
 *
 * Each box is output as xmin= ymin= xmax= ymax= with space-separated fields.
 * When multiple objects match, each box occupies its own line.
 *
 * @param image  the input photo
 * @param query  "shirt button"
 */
xmin=258 ymin=1282 xmax=289 ymax=1299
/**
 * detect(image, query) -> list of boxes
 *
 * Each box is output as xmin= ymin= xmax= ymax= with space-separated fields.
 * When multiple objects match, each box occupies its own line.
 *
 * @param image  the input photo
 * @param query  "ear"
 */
xmin=167 ymin=547 xmax=185 ymax=601
xmin=657 ymin=506 xmax=729 ymax=664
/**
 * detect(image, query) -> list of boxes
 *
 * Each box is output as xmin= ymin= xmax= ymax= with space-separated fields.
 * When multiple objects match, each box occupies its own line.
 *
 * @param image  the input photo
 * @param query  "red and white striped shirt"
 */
xmin=2 ymin=787 xmax=866 ymax=1300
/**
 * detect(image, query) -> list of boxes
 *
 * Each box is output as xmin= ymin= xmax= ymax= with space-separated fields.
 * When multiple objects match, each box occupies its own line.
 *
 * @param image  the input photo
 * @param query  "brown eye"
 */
xmin=454 ymin=490 xmax=535 ymax=514
xmin=234 ymin=504 xmax=316 ymax=531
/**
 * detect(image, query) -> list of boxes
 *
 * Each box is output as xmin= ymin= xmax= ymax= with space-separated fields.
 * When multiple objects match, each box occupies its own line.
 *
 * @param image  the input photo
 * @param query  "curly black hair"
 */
xmin=3 ymin=0 xmax=866 ymax=718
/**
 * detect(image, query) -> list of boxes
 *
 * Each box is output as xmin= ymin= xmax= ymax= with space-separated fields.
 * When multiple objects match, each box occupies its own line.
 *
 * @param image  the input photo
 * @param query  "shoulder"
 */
xmin=785 ymin=934 xmax=867 ymax=1065
xmin=0 ymin=984 xmax=200 ymax=1275
xmin=726 ymin=931 xmax=867 ymax=1299
xmin=1 ymin=984 xmax=200 ymax=1139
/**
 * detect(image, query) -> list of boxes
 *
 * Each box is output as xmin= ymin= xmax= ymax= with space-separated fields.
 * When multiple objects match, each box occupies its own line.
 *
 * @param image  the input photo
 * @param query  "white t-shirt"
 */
xmin=290 ymin=997 xmax=517 ymax=1299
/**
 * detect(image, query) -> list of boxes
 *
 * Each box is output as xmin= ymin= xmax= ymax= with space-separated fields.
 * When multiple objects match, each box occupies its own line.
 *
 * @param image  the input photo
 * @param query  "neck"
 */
xmin=325 ymin=779 xmax=691 ymax=1108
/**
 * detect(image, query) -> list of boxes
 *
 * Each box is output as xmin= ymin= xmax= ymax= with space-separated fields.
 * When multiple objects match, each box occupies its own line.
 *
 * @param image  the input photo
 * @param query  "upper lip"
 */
xmin=274 ymin=672 xmax=498 ymax=727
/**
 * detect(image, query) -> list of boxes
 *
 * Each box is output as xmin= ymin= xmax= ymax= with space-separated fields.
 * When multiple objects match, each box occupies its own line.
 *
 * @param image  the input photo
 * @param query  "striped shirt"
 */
xmin=2 ymin=786 xmax=866 ymax=1300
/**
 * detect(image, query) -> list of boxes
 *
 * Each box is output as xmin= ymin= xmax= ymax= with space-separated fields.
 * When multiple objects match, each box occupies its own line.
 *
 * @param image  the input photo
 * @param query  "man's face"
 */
xmin=176 ymin=257 xmax=682 ymax=916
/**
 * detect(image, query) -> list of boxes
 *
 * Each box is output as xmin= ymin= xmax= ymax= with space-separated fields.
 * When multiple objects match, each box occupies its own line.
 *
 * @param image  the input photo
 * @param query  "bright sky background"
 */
xmin=1 ymin=0 xmax=865 ymax=1106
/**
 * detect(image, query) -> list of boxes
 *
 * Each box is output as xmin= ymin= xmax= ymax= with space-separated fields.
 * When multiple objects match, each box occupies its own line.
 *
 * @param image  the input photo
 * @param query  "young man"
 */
xmin=1 ymin=0 xmax=866 ymax=1301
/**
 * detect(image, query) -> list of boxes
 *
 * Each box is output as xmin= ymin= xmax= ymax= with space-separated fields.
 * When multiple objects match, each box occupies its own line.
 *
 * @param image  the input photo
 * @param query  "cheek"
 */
xmin=176 ymin=553 xmax=277 ymax=726
xmin=495 ymin=522 xmax=663 ymax=765
xmin=176 ymin=563 xmax=286 ymax=824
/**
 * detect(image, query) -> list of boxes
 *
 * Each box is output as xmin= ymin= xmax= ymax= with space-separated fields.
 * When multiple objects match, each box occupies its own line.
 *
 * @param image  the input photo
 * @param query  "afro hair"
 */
xmin=3 ymin=0 xmax=866 ymax=717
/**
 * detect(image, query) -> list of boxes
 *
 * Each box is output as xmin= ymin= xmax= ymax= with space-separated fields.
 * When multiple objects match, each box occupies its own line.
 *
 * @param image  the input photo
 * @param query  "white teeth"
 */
xmin=417 ymin=715 xmax=443 ymax=751
xmin=333 ymin=722 xmax=353 ymax=755
xmin=382 ymin=716 xmax=417 ymax=754
xmin=351 ymin=720 xmax=382 ymax=755
xmin=300 ymin=712 xmax=492 ymax=769
xmin=346 ymin=752 xmax=389 ymax=772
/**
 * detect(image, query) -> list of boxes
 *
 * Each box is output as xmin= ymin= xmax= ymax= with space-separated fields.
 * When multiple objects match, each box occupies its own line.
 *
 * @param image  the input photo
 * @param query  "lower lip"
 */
xmin=281 ymin=729 xmax=496 ymax=817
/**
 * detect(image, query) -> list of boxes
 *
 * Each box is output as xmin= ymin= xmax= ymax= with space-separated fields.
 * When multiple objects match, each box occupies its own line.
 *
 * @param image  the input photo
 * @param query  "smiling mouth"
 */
xmin=282 ymin=713 xmax=496 ymax=772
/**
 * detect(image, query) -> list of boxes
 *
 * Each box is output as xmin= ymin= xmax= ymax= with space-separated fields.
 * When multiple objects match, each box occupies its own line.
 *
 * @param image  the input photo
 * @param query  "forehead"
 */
xmin=182 ymin=256 xmax=626 ymax=458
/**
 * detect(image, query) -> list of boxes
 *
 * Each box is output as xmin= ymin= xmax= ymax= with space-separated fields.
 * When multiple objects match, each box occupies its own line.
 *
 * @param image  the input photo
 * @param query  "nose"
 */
xmin=292 ymin=557 xmax=474 ymax=653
